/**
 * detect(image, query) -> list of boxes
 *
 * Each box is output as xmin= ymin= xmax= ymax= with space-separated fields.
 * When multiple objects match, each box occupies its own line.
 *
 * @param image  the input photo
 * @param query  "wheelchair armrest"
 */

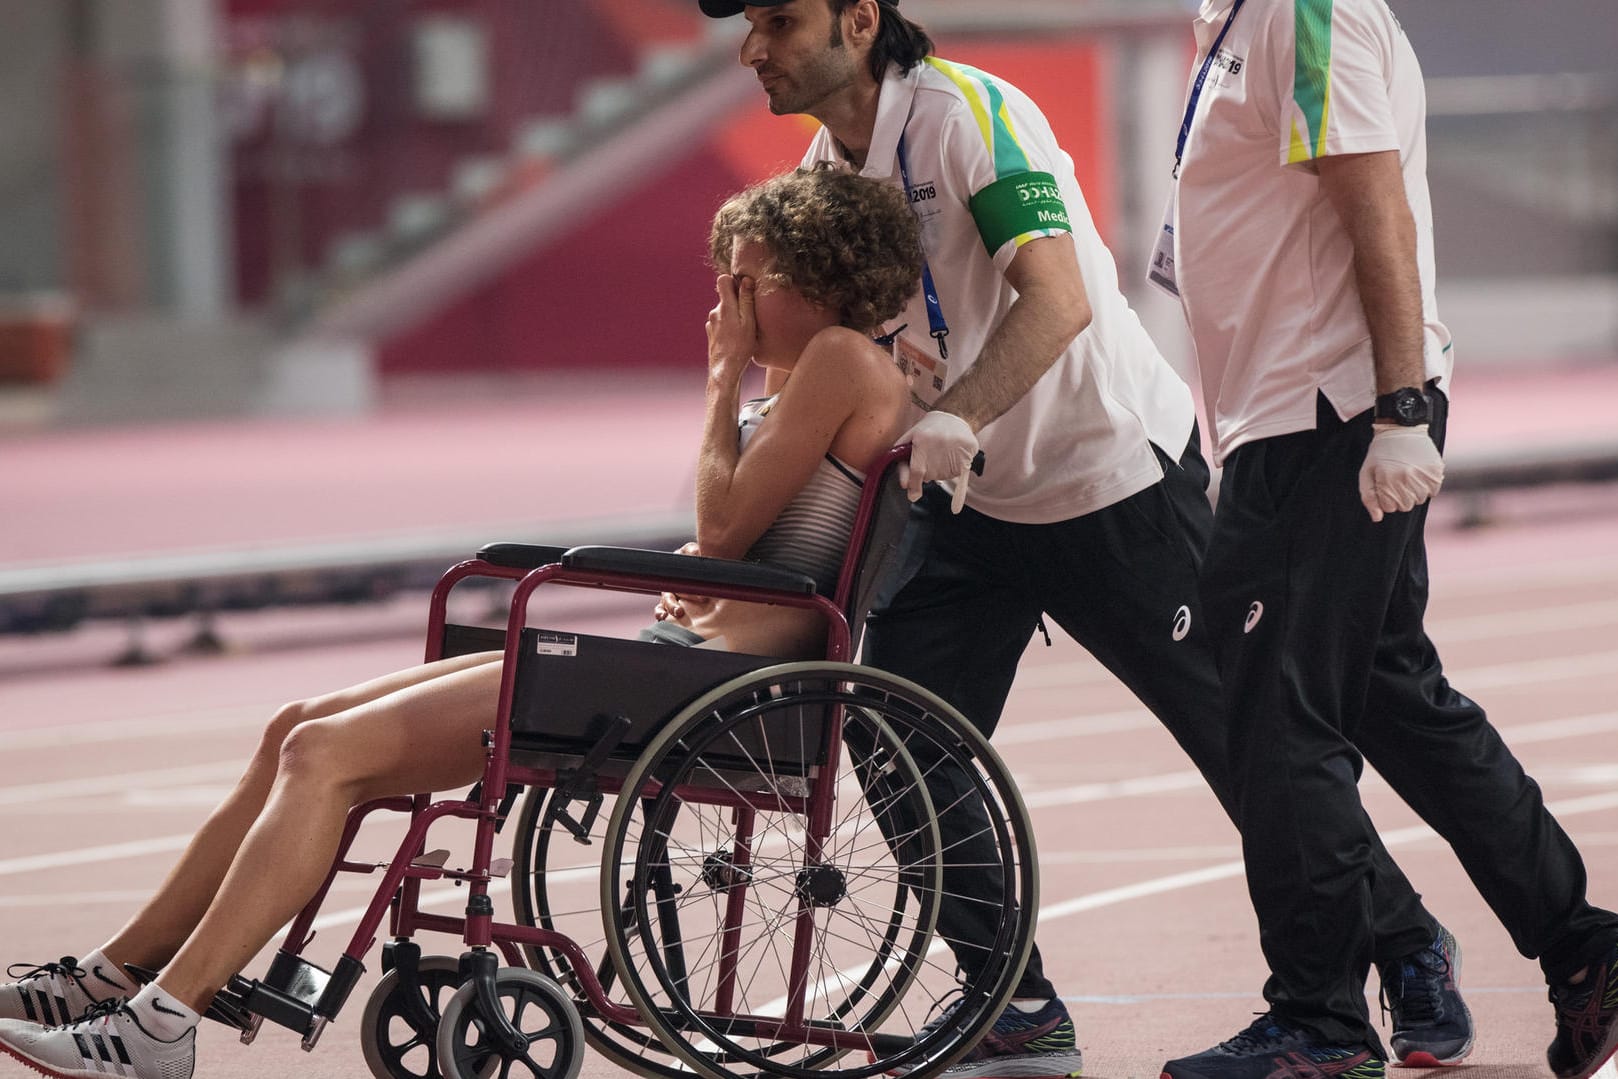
xmin=476 ymin=543 xmax=571 ymax=570
xmin=561 ymin=545 xmax=818 ymax=595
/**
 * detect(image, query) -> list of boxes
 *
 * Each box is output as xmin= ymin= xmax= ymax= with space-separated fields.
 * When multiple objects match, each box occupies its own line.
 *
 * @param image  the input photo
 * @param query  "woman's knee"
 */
xmin=276 ymin=719 xmax=363 ymax=792
xmin=255 ymin=699 xmax=317 ymax=764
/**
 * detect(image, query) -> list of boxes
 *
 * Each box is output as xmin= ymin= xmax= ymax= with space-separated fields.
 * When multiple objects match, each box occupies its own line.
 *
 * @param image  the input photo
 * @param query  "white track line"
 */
xmin=1436 ymin=556 xmax=1618 ymax=597
xmin=9 ymin=708 xmax=1618 ymax=878
xmin=994 ymin=790 xmax=1618 ymax=960
xmin=0 ymin=836 xmax=193 ymax=877
xmin=1458 ymin=650 xmax=1618 ymax=691
xmin=0 ymin=762 xmax=242 ymax=807
xmin=3 ymin=595 xmax=1614 ymax=752
xmin=1439 ymin=598 xmax=1618 ymax=642
xmin=1021 ymin=770 xmax=1206 ymax=809
xmin=994 ymin=709 xmax=1156 ymax=745
xmin=0 ymin=705 xmax=269 ymax=752
xmin=746 ymin=787 xmax=1618 ymax=1028
xmin=1013 ymin=643 xmax=1618 ymax=696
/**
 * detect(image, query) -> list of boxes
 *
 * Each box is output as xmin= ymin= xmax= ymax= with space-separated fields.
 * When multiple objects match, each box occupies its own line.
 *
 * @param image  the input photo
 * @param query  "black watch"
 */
xmin=1373 ymin=387 xmax=1431 ymax=426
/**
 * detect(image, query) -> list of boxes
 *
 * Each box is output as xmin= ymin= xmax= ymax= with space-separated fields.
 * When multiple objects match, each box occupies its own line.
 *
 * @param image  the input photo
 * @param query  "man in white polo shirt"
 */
xmin=696 ymin=2 xmax=1479 ymax=1077
xmin=1158 ymin=1 xmax=1618 ymax=1077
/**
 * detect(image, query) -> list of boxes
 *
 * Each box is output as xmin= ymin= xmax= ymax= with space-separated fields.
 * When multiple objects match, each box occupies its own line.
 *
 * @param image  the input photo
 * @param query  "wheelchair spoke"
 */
xmin=592 ymin=664 xmax=1036 ymax=1079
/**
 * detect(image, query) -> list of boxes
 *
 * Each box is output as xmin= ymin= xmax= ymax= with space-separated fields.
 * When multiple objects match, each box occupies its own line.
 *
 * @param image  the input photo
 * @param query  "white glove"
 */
xmin=897 ymin=411 xmax=978 ymax=513
xmin=1358 ymin=425 xmax=1444 ymax=523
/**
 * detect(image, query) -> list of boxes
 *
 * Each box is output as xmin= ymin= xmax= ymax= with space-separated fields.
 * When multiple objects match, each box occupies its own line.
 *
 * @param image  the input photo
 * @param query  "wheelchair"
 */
xmin=195 ymin=446 xmax=1038 ymax=1079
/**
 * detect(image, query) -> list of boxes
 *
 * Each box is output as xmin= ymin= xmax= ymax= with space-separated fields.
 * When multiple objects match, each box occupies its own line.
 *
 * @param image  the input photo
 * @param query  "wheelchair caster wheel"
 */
xmin=437 ymin=968 xmax=584 ymax=1079
xmin=359 ymin=956 xmax=466 ymax=1079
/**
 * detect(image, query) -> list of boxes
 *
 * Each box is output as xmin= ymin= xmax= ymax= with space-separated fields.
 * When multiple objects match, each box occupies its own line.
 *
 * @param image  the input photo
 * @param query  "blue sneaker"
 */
xmin=1377 ymin=926 xmax=1474 ymax=1066
xmin=900 ymin=996 xmax=1083 ymax=1078
xmin=1162 ymin=1014 xmax=1385 ymax=1079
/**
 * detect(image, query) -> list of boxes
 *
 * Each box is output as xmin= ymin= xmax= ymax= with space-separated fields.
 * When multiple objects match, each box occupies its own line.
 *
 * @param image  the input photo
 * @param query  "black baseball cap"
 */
xmin=698 ymin=0 xmax=896 ymax=17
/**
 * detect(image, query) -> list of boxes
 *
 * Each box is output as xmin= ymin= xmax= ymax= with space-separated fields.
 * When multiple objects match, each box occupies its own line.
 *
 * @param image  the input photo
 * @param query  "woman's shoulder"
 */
xmin=792 ymin=328 xmax=908 ymax=465
xmin=797 ymin=326 xmax=902 ymax=385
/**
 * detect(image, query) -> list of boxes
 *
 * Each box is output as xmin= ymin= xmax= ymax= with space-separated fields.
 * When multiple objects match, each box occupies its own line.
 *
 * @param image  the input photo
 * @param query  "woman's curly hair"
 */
xmin=709 ymin=168 xmax=922 ymax=332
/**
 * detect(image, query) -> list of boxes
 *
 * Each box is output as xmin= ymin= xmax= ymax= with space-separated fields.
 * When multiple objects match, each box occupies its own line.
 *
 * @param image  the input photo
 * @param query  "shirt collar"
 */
xmin=857 ymin=62 xmax=920 ymax=179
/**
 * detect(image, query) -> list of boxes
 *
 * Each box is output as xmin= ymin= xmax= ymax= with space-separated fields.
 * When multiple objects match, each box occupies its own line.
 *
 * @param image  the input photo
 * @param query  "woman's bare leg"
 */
xmin=97 ymin=652 xmax=501 ymax=974
xmin=155 ymin=657 xmax=503 ymax=1011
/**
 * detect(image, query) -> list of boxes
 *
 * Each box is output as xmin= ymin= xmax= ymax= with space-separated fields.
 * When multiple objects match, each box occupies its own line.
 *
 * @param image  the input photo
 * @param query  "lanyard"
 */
xmin=1174 ymin=0 xmax=1246 ymax=178
xmin=896 ymin=133 xmax=950 ymax=359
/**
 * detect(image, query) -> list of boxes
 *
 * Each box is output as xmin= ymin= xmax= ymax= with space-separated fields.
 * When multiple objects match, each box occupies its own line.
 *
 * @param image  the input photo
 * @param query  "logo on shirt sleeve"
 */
xmin=968 ymin=171 xmax=1072 ymax=255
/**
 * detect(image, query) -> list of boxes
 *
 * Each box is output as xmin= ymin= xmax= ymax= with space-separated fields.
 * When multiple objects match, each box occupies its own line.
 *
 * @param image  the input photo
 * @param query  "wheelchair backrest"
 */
xmin=830 ymin=446 xmax=912 ymax=658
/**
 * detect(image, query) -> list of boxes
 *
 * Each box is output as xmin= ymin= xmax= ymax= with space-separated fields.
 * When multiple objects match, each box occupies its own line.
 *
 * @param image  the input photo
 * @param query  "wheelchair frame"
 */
xmin=204 ymin=446 xmax=1038 ymax=1079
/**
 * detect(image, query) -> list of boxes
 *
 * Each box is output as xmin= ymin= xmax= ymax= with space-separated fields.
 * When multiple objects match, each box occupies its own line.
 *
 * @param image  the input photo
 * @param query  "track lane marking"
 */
xmin=3 ymin=596 xmax=1615 ymax=750
xmin=0 ymin=762 xmax=242 ymax=807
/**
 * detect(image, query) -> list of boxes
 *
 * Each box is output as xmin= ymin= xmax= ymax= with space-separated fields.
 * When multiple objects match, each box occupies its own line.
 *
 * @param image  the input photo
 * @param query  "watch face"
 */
xmin=1379 ymin=388 xmax=1429 ymax=424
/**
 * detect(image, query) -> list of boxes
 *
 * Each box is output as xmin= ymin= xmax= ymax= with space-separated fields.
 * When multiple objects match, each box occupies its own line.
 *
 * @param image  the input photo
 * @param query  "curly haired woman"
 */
xmin=0 ymin=167 xmax=921 ymax=1079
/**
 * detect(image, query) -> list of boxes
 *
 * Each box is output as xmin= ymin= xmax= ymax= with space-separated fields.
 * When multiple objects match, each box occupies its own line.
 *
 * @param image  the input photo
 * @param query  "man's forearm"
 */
xmin=1319 ymin=152 xmax=1426 ymax=396
xmin=927 ymin=234 xmax=1091 ymax=432
xmin=934 ymin=286 xmax=1088 ymax=432
xmin=1351 ymin=207 xmax=1425 ymax=397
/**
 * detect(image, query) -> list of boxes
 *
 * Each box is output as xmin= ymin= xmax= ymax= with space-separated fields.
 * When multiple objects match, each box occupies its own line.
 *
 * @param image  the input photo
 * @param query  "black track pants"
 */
xmin=865 ymin=428 xmax=1439 ymax=1000
xmin=1201 ymin=391 xmax=1618 ymax=1048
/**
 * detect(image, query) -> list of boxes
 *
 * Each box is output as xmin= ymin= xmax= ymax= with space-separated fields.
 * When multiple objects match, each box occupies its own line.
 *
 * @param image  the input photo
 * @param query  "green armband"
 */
xmin=968 ymin=172 xmax=1071 ymax=255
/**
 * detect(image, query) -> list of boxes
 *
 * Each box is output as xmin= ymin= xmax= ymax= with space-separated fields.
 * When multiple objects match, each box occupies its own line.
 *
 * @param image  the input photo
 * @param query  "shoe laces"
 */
xmin=6 ymin=957 xmax=85 ymax=985
xmin=1380 ymin=942 xmax=1450 ymax=1026
xmin=1217 ymin=1013 xmax=1290 ymax=1054
xmin=915 ymin=984 xmax=969 ymax=1039
xmin=48 ymin=997 xmax=127 ymax=1033
xmin=1547 ymin=973 xmax=1597 ymax=1016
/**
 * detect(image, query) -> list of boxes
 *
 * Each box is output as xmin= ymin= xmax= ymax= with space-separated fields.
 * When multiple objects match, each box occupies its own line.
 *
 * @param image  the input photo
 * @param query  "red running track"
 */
xmin=2 ymin=366 xmax=1617 ymax=1078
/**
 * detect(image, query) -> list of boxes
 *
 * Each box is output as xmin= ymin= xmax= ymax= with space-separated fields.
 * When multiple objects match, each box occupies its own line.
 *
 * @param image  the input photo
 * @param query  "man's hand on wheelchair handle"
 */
xmin=897 ymin=410 xmax=978 ymax=513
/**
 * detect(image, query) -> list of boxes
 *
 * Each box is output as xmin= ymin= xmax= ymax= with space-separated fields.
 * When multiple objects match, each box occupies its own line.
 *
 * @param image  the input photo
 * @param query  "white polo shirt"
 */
xmin=803 ymin=59 xmax=1196 ymax=524
xmin=1170 ymin=0 xmax=1454 ymax=465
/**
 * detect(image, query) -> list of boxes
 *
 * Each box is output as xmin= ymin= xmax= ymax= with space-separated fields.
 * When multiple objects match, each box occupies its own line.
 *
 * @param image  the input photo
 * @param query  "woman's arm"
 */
xmin=694 ymin=281 xmax=874 ymax=560
xmin=694 ymin=274 xmax=754 ymax=558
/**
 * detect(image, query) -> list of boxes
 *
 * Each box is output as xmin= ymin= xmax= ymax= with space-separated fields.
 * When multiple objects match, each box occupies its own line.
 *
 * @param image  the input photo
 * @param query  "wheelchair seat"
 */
xmin=437 ymin=445 xmax=915 ymax=772
xmin=218 ymin=445 xmax=1037 ymax=1079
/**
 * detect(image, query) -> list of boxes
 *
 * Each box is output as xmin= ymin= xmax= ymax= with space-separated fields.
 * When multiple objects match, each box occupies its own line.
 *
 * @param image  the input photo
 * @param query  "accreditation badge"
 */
xmin=895 ymin=335 xmax=948 ymax=412
xmin=1146 ymin=187 xmax=1180 ymax=298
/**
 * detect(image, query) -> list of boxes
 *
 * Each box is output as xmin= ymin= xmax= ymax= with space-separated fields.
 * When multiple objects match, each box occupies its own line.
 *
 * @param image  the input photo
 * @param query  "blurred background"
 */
xmin=1 ymin=0 xmax=1615 ymax=657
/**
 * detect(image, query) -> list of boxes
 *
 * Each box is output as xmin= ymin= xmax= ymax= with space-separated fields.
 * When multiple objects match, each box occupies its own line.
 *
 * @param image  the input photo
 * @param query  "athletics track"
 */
xmin=2 ymin=364 xmax=1616 ymax=1078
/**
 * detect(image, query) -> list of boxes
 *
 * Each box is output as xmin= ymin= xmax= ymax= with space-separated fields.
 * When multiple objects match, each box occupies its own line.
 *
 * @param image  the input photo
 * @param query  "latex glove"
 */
xmin=1358 ymin=425 xmax=1444 ymax=522
xmin=898 ymin=411 xmax=978 ymax=513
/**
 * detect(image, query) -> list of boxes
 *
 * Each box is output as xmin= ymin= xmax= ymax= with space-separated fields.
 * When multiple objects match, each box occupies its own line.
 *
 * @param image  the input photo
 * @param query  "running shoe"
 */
xmin=1 ymin=959 xmax=126 ymax=1026
xmin=1377 ymin=926 xmax=1474 ymax=1066
xmin=900 ymin=996 xmax=1084 ymax=1078
xmin=1161 ymin=1013 xmax=1384 ymax=1079
xmin=0 ymin=1000 xmax=194 ymax=1079
xmin=1547 ymin=940 xmax=1618 ymax=1079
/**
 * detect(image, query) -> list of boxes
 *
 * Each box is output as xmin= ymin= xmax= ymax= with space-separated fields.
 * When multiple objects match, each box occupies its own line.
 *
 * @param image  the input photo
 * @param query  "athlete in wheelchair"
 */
xmin=0 ymin=168 xmax=1037 ymax=1079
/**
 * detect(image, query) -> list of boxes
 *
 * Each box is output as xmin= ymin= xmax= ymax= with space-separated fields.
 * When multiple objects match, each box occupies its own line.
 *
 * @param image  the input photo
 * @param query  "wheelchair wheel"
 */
xmin=359 ymin=955 xmax=466 ymax=1079
xmin=511 ymin=785 xmax=703 ymax=1078
xmin=511 ymin=781 xmax=932 ymax=1079
xmin=601 ymin=662 xmax=1037 ymax=1079
xmin=436 ymin=968 xmax=585 ymax=1079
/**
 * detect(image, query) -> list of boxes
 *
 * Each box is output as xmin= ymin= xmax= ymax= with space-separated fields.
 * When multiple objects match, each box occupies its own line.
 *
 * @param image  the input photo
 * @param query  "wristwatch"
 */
xmin=1374 ymin=387 xmax=1431 ymax=426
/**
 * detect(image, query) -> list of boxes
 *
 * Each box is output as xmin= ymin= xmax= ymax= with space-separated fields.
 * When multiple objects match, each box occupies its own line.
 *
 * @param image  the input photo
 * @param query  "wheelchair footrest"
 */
xmin=219 ymin=976 xmax=313 ymax=1036
xmin=219 ymin=951 xmax=334 ymax=1036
